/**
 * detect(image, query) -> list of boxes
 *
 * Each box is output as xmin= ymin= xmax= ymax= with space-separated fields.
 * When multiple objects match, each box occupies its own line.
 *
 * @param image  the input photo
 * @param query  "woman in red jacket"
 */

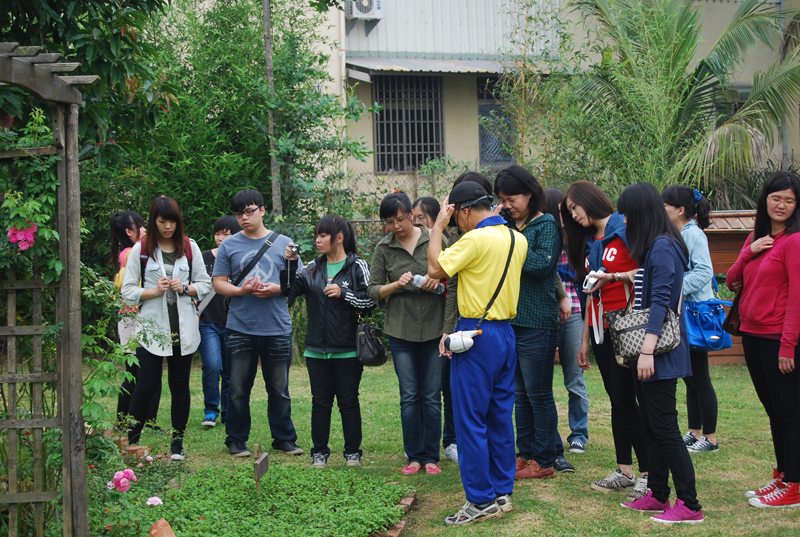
xmin=727 ymin=171 xmax=800 ymax=508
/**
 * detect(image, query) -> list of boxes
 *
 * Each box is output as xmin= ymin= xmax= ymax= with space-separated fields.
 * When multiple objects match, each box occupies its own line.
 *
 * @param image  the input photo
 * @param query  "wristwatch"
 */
xmin=183 ymin=285 xmax=190 ymax=295
xmin=614 ymin=273 xmax=622 ymax=282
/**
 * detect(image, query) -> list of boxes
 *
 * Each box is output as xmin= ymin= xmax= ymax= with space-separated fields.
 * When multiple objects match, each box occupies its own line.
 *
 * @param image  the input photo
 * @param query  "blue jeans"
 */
xmin=224 ymin=329 xmax=297 ymax=447
xmin=199 ymin=321 xmax=230 ymax=419
xmin=558 ymin=313 xmax=589 ymax=445
xmin=388 ymin=336 xmax=443 ymax=465
xmin=513 ymin=326 xmax=559 ymax=467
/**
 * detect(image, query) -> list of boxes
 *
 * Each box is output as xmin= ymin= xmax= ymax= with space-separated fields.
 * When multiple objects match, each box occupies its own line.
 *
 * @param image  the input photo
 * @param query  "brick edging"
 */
xmin=375 ymin=485 xmax=416 ymax=537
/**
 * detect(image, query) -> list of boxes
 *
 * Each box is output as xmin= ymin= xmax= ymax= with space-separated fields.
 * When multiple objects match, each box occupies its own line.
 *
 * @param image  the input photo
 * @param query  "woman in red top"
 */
xmin=728 ymin=171 xmax=800 ymax=508
xmin=562 ymin=181 xmax=649 ymax=500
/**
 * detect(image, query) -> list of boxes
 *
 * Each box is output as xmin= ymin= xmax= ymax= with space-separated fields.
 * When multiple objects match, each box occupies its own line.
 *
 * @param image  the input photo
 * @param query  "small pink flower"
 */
xmin=106 ymin=481 xmax=114 ymax=490
xmin=145 ymin=456 xmax=153 ymax=463
xmin=146 ymin=497 xmax=163 ymax=506
xmin=123 ymin=468 xmax=136 ymax=481
xmin=137 ymin=462 xmax=144 ymax=468
xmin=113 ymin=471 xmax=124 ymax=482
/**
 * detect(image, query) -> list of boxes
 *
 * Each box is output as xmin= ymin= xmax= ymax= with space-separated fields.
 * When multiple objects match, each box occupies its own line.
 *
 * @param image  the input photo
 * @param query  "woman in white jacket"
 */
xmin=122 ymin=196 xmax=211 ymax=460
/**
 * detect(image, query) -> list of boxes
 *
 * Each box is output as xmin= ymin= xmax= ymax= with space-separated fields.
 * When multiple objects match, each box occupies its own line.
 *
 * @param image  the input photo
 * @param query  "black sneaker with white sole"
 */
xmin=170 ymin=438 xmax=185 ymax=461
xmin=274 ymin=440 xmax=304 ymax=455
xmin=228 ymin=441 xmax=251 ymax=458
xmin=554 ymin=455 xmax=575 ymax=473
xmin=569 ymin=440 xmax=586 ymax=454
xmin=687 ymin=436 xmax=719 ymax=452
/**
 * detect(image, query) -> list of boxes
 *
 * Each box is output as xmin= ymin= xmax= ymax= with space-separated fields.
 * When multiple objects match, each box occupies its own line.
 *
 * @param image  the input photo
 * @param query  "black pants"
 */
xmin=634 ymin=375 xmax=701 ymax=510
xmin=592 ymin=331 xmax=649 ymax=471
xmin=306 ymin=357 xmax=363 ymax=456
xmin=683 ymin=350 xmax=718 ymax=434
xmin=117 ymin=357 xmax=161 ymax=424
xmin=742 ymin=335 xmax=800 ymax=483
xmin=442 ymin=357 xmax=456 ymax=447
xmin=127 ymin=346 xmax=192 ymax=445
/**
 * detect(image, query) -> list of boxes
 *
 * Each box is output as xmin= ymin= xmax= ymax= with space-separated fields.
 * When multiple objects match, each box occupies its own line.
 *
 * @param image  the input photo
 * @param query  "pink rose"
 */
xmin=116 ymin=477 xmax=130 ymax=492
xmin=137 ymin=463 xmax=144 ymax=468
xmin=146 ymin=497 xmax=163 ymax=506
xmin=7 ymin=222 xmax=38 ymax=251
xmin=123 ymin=468 xmax=136 ymax=481
xmin=145 ymin=456 xmax=153 ymax=463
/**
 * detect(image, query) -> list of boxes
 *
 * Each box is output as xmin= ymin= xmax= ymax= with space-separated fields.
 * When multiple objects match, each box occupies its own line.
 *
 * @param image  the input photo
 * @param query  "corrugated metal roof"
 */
xmin=706 ymin=210 xmax=756 ymax=233
xmin=346 ymin=56 xmax=504 ymax=74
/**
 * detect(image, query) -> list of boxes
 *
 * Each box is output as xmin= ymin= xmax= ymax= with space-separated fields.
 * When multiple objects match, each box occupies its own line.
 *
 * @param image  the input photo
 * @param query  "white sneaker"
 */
xmin=627 ymin=474 xmax=649 ymax=500
xmin=444 ymin=443 xmax=458 ymax=462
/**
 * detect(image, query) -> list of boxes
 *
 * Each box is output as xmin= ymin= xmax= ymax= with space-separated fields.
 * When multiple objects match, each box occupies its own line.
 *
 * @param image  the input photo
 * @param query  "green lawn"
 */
xmin=125 ymin=359 xmax=797 ymax=537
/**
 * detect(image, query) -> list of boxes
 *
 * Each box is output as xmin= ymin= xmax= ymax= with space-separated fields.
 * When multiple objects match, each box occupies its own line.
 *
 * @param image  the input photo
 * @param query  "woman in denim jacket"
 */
xmin=662 ymin=186 xmax=719 ymax=453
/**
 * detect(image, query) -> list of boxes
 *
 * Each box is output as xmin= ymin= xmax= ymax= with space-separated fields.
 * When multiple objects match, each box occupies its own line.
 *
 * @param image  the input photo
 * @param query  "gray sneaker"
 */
xmin=627 ymin=474 xmax=649 ymax=500
xmin=496 ymin=494 xmax=513 ymax=513
xmin=683 ymin=431 xmax=698 ymax=447
xmin=444 ymin=443 xmax=459 ymax=462
xmin=344 ymin=452 xmax=363 ymax=467
xmin=591 ymin=468 xmax=635 ymax=492
xmin=687 ymin=436 xmax=719 ymax=453
xmin=311 ymin=453 xmax=328 ymax=469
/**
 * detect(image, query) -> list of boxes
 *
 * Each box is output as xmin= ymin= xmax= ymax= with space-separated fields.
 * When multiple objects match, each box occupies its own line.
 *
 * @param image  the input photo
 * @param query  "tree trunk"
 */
xmin=262 ymin=0 xmax=282 ymax=216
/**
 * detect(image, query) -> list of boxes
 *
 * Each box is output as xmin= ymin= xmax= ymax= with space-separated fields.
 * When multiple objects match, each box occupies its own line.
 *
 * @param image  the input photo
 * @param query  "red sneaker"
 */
xmin=749 ymin=482 xmax=800 ymax=508
xmin=745 ymin=468 xmax=785 ymax=499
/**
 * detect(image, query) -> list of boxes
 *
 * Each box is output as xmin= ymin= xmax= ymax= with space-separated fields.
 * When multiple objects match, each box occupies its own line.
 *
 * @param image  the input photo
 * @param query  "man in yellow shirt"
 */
xmin=428 ymin=180 xmax=527 ymax=526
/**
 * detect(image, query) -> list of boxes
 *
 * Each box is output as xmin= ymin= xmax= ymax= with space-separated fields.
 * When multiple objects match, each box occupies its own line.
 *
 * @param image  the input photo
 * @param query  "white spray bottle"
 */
xmin=444 ymin=330 xmax=483 ymax=353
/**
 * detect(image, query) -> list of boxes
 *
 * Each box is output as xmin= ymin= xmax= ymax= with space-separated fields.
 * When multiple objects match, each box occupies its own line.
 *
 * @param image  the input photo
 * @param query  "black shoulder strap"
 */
xmin=232 ymin=231 xmax=279 ymax=287
xmin=476 ymin=227 xmax=515 ymax=330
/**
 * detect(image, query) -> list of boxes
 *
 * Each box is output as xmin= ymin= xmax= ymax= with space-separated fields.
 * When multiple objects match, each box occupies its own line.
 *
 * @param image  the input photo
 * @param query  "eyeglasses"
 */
xmin=234 ymin=206 xmax=262 ymax=218
xmin=767 ymin=195 xmax=797 ymax=208
xmin=383 ymin=215 xmax=409 ymax=228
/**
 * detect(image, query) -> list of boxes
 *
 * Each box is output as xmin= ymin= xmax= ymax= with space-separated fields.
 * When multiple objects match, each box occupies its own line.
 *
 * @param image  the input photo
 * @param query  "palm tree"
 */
xmin=564 ymin=0 xmax=800 ymax=205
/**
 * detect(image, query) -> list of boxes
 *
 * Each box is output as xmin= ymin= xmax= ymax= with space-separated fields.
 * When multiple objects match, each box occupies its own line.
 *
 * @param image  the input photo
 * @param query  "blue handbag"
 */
xmin=684 ymin=278 xmax=733 ymax=353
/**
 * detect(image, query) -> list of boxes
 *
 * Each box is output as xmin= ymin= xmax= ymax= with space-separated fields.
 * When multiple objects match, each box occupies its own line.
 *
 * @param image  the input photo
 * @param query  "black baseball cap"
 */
xmin=448 ymin=181 xmax=491 ymax=210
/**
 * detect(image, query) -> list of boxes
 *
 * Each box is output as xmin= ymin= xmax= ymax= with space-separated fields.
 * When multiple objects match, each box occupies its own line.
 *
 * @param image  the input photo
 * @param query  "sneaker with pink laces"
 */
xmin=748 ymin=482 xmax=800 ymax=508
xmin=650 ymin=499 xmax=704 ymax=524
xmin=621 ymin=490 xmax=670 ymax=513
xmin=745 ymin=468 xmax=785 ymax=498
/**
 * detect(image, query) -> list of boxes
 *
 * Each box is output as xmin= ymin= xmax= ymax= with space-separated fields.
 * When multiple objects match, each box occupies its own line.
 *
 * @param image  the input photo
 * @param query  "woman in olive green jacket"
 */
xmin=368 ymin=192 xmax=447 ymax=475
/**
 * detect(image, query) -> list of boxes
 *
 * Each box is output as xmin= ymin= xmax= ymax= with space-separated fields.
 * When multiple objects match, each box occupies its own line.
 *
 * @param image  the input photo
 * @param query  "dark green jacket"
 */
xmin=367 ymin=225 xmax=446 ymax=342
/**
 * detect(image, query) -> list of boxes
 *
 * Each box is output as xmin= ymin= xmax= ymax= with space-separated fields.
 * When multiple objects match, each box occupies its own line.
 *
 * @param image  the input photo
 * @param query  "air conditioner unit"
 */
xmin=345 ymin=0 xmax=384 ymax=21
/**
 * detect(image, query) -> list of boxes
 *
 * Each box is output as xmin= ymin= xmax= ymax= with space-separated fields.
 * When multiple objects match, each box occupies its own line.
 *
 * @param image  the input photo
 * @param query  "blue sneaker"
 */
xmin=201 ymin=413 xmax=217 ymax=427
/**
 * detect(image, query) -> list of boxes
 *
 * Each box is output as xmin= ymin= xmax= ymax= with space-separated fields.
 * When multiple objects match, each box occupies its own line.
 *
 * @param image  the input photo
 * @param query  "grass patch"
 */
xmin=92 ymin=360 xmax=799 ymax=536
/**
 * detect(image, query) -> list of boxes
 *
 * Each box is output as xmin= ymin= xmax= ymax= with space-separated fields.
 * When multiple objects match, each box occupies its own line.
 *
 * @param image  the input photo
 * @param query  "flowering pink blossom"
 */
xmin=122 ymin=468 xmax=137 ymax=481
xmin=145 ymin=456 xmax=153 ymax=463
xmin=137 ymin=462 xmax=144 ymax=468
xmin=146 ymin=497 xmax=163 ymax=506
xmin=7 ymin=222 xmax=37 ymax=251
xmin=116 ymin=477 xmax=130 ymax=492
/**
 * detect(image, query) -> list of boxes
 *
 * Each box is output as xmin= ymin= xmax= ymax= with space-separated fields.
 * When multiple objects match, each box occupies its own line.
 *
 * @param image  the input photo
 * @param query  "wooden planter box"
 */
xmin=704 ymin=210 xmax=755 ymax=364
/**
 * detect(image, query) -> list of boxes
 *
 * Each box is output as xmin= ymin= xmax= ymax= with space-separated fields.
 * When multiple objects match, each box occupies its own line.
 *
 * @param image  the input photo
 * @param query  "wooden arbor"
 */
xmin=0 ymin=43 xmax=97 ymax=537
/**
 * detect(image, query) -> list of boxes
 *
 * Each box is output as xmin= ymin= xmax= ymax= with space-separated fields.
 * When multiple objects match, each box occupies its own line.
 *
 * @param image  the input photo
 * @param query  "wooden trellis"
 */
xmin=0 ymin=42 xmax=98 ymax=537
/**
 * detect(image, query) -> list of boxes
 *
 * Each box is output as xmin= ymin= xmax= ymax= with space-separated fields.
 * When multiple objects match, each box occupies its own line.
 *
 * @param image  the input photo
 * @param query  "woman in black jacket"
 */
xmin=282 ymin=215 xmax=375 ymax=469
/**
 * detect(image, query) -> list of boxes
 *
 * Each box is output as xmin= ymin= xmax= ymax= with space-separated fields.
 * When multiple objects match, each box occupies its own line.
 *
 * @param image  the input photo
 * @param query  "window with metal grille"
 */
xmin=478 ymin=76 xmax=515 ymax=169
xmin=373 ymin=75 xmax=444 ymax=173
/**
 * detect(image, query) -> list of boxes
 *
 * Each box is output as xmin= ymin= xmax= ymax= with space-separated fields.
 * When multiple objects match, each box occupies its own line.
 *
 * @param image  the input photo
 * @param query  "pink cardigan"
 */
xmin=727 ymin=230 xmax=800 ymax=357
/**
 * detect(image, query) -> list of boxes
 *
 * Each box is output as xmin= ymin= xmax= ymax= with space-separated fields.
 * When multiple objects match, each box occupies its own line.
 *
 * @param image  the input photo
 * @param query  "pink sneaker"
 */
xmin=621 ymin=490 xmax=670 ymax=513
xmin=651 ymin=499 xmax=704 ymax=524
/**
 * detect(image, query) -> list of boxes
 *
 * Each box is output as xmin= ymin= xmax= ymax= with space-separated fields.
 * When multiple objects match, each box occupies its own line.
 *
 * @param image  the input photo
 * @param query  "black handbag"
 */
xmin=356 ymin=315 xmax=387 ymax=367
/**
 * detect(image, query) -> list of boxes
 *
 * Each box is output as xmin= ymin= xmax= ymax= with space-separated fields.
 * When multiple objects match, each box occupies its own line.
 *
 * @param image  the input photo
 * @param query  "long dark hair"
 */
xmin=543 ymin=187 xmax=564 ymax=239
xmin=753 ymin=171 xmax=800 ymax=241
xmin=661 ymin=185 xmax=711 ymax=230
xmin=560 ymin=181 xmax=614 ymax=278
xmin=144 ymin=196 xmax=186 ymax=259
xmin=111 ymin=210 xmax=144 ymax=271
xmin=315 ymin=215 xmax=357 ymax=256
xmin=617 ymin=182 xmax=688 ymax=264
xmin=453 ymin=171 xmax=493 ymax=195
xmin=493 ymin=165 xmax=544 ymax=216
